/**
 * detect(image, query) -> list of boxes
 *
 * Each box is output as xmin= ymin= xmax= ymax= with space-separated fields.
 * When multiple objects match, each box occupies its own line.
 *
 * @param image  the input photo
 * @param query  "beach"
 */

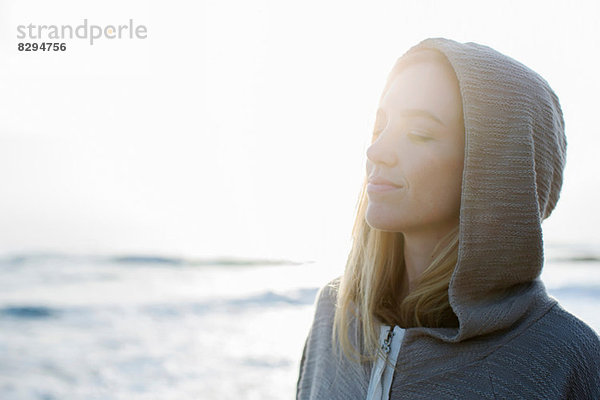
xmin=0 ymin=247 xmax=598 ymax=400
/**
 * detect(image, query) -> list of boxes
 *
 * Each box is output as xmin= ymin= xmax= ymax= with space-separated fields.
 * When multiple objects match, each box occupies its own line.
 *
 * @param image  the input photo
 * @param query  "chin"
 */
xmin=365 ymin=213 xmax=400 ymax=232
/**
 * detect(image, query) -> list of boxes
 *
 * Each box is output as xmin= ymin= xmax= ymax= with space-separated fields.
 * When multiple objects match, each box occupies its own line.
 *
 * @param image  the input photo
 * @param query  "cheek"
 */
xmin=411 ymin=152 xmax=464 ymax=207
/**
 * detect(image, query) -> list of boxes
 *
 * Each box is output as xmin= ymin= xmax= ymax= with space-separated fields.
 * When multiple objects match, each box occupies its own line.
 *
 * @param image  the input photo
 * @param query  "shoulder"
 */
xmin=485 ymin=302 xmax=600 ymax=398
xmin=315 ymin=276 xmax=341 ymax=307
xmin=539 ymin=303 xmax=600 ymax=352
xmin=309 ymin=276 xmax=341 ymax=324
xmin=532 ymin=304 xmax=600 ymax=396
xmin=544 ymin=304 xmax=600 ymax=377
xmin=502 ymin=302 xmax=600 ymax=366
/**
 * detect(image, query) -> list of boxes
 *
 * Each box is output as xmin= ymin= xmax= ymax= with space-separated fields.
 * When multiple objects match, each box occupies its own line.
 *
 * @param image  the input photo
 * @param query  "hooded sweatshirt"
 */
xmin=296 ymin=37 xmax=600 ymax=400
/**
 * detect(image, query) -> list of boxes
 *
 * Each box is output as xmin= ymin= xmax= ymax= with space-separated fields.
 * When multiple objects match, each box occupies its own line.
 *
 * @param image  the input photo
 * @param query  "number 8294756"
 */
xmin=18 ymin=42 xmax=67 ymax=51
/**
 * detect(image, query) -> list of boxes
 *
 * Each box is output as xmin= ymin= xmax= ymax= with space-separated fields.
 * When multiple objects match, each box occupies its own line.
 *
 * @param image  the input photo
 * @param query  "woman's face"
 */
xmin=365 ymin=59 xmax=465 ymax=237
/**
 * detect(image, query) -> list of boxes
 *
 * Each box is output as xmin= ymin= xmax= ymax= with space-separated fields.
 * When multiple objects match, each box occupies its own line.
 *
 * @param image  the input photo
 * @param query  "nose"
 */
xmin=366 ymin=136 xmax=398 ymax=167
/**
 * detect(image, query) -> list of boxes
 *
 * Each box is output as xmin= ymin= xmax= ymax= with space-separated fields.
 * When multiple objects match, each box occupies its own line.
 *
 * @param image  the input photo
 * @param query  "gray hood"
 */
xmin=389 ymin=37 xmax=567 ymax=343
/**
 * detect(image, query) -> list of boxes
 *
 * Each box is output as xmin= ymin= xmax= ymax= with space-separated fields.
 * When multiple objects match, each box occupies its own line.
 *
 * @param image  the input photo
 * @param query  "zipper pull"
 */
xmin=381 ymin=326 xmax=394 ymax=354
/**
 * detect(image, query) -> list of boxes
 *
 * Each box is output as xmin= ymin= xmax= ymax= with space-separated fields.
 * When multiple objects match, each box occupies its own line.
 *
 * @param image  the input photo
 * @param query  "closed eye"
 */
xmin=371 ymin=129 xmax=433 ymax=142
xmin=409 ymin=132 xmax=433 ymax=142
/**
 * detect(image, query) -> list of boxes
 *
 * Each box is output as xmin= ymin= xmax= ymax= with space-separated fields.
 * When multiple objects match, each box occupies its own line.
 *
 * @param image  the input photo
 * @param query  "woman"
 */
xmin=296 ymin=37 xmax=600 ymax=399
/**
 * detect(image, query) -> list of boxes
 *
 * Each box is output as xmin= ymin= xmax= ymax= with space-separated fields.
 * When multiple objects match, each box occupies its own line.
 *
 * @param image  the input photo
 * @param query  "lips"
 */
xmin=368 ymin=176 xmax=403 ymax=188
xmin=367 ymin=176 xmax=404 ymax=194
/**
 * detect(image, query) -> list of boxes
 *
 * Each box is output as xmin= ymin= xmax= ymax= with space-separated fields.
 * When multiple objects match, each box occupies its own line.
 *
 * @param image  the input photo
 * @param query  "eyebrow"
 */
xmin=378 ymin=108 xmax=446 ymax=127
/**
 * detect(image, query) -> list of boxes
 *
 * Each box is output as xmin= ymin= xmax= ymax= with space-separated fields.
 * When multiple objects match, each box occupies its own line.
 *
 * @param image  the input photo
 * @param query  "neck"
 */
xmin=402 ymin=224 xmax=456 ymax=292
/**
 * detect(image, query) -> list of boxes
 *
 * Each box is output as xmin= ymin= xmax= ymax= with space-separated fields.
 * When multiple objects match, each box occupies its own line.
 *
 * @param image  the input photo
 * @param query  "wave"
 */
xmin=0 ymin=305 xmax=58 ymax=318
xmin=0 ymin=252 xmax=308 ymax=267
xmin=0 ymin=287 xmax=320 ymax=320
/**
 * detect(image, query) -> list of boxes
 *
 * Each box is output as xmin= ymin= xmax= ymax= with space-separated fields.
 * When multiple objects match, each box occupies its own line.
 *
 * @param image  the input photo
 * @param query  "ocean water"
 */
xmin=0 ymin=247 xmax=599 ymax=400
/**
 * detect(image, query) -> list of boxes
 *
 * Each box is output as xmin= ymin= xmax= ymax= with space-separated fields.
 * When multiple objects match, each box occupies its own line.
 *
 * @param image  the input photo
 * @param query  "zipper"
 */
xmin=366 ymin=325 xmax=405 ymax=400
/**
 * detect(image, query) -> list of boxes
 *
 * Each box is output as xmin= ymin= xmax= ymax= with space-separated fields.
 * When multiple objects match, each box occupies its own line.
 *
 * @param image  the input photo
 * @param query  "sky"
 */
xmin=0 ymin=0 xmax=598 ymax=263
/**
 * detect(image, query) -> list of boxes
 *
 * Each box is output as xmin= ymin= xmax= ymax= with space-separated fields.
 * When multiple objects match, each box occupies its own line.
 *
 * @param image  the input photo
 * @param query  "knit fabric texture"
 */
xmin=296 ymin=37 xmax=600 ymax=399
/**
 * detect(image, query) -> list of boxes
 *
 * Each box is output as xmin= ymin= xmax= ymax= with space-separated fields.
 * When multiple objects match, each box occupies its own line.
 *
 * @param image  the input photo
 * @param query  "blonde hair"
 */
xmin=332 ymin=50 xmax=462 ymax=363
